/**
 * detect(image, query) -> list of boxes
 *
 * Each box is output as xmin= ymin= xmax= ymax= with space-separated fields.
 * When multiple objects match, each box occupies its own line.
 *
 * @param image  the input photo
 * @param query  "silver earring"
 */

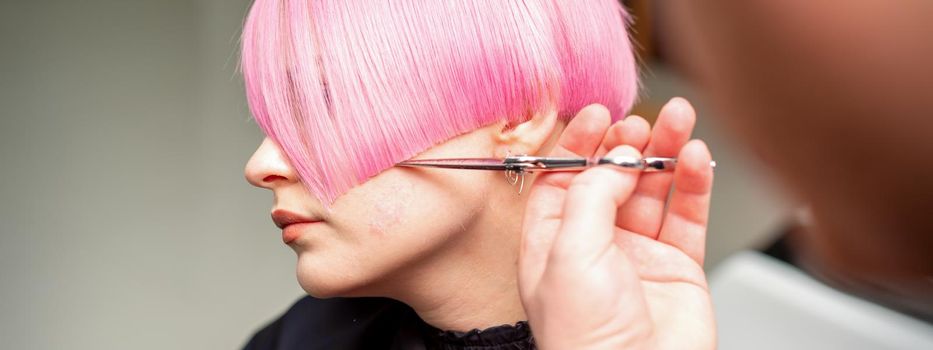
xmin=505 ymin=169 xmax=526 ymax=195
xmin=504 ymin=150 xmax=526 ymax=195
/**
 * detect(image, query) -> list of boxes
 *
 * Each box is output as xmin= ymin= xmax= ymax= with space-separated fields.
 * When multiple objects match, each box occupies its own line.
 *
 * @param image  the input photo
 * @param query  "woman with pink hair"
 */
xmin=241 ymin=1 xmax=715 ymax=348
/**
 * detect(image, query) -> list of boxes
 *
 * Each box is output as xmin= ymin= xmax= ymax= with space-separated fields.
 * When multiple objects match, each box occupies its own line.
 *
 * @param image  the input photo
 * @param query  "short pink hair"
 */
xmin=241 ymin=0 xmax=639 ymax=206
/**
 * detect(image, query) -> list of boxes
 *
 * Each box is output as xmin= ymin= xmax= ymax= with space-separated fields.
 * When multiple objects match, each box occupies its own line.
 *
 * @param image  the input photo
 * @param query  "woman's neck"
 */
xmin=388 ymin=193 xmax=528 ymax=332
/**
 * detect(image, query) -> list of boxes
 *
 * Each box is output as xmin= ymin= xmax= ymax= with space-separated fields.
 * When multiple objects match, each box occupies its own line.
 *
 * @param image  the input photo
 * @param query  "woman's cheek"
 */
xmin=368 ymin=180 xmax=415 ymax=236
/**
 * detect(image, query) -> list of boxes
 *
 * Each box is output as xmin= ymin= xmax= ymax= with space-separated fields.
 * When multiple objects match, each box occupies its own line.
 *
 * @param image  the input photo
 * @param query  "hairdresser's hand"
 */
xmin=519 ymin=98 xmax=715 ymax=349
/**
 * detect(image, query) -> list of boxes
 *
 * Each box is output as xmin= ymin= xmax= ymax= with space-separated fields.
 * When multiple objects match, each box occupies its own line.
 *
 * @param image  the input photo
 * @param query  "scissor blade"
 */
xmin=396 ymin=158 xmax=511 ymax=170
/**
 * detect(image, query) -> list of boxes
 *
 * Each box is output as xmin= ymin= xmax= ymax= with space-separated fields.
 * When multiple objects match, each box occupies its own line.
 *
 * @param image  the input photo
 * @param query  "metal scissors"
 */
xmin=397 ymin=155 xmax=717 ymax=194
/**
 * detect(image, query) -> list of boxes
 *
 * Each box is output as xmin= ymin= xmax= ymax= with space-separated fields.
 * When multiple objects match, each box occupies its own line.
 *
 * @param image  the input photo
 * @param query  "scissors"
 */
xmin=397 ymin=155 xmax=717 ymax=194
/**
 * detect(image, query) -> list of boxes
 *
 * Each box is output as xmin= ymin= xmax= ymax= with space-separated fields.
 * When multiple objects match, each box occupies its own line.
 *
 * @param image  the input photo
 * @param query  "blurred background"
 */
xmin=0 ymin=1 xmax=792 ymax=349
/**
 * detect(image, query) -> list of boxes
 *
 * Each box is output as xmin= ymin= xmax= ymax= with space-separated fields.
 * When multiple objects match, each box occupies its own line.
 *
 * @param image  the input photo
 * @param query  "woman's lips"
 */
xmin=271 ymin=209 xmax=322 ymax=244
xmin=281 ymin=221 xmax=321 ymax=244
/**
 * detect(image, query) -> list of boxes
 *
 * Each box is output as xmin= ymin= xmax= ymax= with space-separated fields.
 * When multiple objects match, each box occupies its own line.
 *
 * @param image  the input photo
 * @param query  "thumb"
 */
xmin=519 ymin=105 xmax=611 ymax=291
xmin=552 ymin=145 xmax=642 ymax=263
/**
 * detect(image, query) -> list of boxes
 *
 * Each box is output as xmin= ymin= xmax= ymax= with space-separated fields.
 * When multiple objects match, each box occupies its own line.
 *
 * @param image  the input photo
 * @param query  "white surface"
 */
xmin=711 ymin=252 xmax=933 ymax=350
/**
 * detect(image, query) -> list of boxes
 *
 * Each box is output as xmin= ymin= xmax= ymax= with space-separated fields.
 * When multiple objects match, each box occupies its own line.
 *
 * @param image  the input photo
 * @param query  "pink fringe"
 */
xmin=242 ymin=0 xmax=639 ymax=206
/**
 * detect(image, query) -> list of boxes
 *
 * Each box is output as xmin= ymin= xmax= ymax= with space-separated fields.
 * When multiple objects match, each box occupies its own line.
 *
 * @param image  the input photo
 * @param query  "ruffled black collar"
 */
xmin=242 ymin=296 xmax=537 ymax=350
xmin=421 ymin=321 xmax=535 ymax=349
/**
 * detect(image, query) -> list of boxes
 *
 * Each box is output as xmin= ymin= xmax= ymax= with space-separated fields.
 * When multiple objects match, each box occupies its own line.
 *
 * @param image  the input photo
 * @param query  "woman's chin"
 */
xmin=296 ymin=271 xmax=356 ymax=298
xmin=295 ymin=257 xmax=373 ymax=298
xmin=297 ymin=279 xmax=344 ymax=298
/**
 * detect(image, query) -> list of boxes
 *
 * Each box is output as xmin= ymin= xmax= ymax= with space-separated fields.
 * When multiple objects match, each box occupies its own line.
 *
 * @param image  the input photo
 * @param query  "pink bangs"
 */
xmin=241 ymin=0 xmax=638 ymax=206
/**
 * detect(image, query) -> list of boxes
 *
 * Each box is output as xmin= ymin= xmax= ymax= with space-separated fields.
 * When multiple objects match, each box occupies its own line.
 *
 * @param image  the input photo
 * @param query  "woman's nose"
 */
xmin=245 ymin=137 xmax=299 ymax=189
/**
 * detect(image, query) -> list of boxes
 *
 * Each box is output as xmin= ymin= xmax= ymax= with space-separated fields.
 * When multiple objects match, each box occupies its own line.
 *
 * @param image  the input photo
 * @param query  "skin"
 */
xmin=519 ymin=100 xmax=716 ymax=349
xmin=246 ymin=109 xmax=565 ymax=331
xmin=245 ymin=98 xmax=716 ymax=345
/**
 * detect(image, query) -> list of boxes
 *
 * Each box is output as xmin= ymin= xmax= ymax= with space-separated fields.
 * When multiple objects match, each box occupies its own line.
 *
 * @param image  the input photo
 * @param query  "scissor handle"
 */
xmin=505 ymin=156 xmax=716 ymax=173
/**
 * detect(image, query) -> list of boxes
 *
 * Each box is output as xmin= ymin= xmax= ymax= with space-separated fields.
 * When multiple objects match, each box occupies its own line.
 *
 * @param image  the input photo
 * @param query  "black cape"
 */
xmin=242 ymin=296 xmax=536 ymax=350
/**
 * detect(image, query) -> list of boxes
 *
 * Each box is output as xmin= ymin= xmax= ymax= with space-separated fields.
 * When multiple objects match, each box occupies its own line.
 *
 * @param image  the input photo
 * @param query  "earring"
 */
xmin=504 ymin=150 xmax=526 ymax=195
xmin=505 ymin=169 xmax=526 ymax=195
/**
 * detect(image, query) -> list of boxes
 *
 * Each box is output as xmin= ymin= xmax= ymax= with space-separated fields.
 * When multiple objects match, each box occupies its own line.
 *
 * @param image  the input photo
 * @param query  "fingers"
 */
xmin=658 ymin=140 xmax=714 ymax=265
xmin=553 ymin=104 xmax=613 ymax=157
xmin=552 ymin=145 xmax=642 ymax=265
xmin=535 ymin=104 xmax=613 ymax=189
xmin=595 ymin=115 xmax=651 ymax=157
xmin=520 ymin=104 xmax=613 ymax=291
xmin=615 ymin=98 xmax=696 ymax=238
xmin=520 ymin=183 xmax=568 ymax=292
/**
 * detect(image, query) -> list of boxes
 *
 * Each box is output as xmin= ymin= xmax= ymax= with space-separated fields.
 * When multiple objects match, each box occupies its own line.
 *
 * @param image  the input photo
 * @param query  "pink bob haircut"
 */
xmin=241 ymin=0 xmax=639 ymax=206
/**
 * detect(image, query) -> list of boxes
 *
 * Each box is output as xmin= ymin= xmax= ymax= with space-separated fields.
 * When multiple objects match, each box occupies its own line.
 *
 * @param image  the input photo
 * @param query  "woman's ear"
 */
xmin=493 ymin=110 xmax=559 ymax=158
